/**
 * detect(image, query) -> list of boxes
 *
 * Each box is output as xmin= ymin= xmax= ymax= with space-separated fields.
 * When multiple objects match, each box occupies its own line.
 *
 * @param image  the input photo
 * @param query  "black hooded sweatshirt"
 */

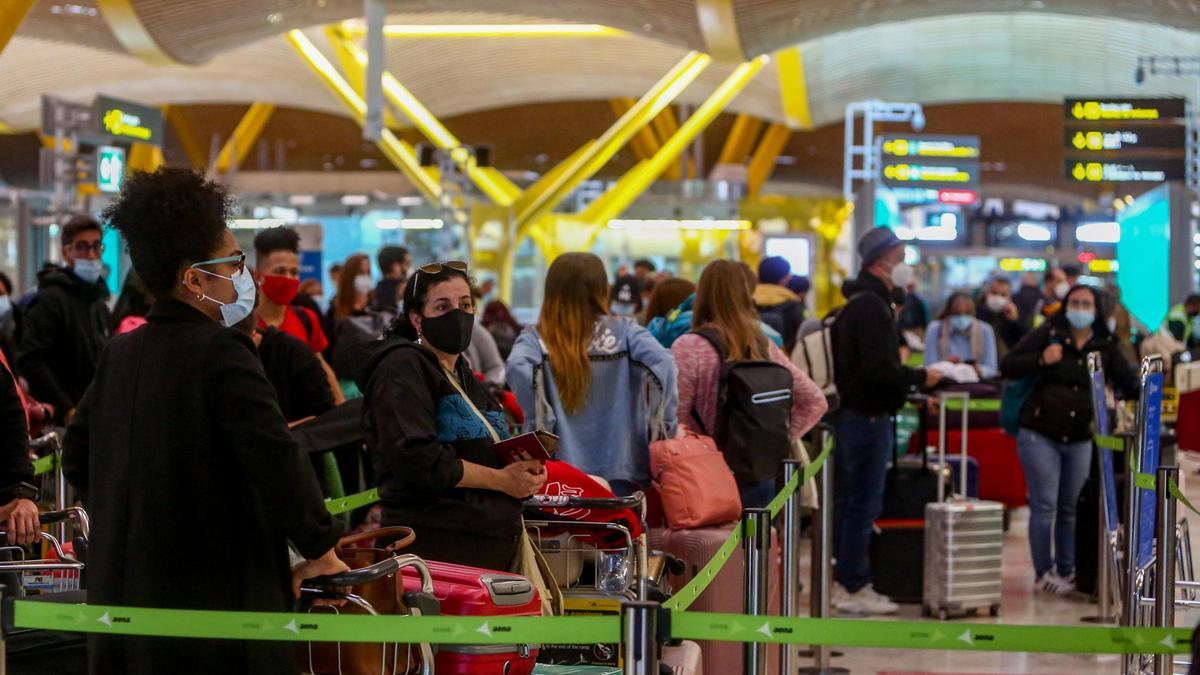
xmin=831 ymin=272 xmax=926 ymax=416
xmin=16 ymin=267 xmax=110 ymax=418
xmin=357 ymin=338 xmax=522 ymax=569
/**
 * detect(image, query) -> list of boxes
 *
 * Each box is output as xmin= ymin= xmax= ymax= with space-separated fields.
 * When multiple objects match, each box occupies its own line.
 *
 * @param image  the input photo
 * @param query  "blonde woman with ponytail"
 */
xmin=507 ymin=253 xmax=678 ymax=496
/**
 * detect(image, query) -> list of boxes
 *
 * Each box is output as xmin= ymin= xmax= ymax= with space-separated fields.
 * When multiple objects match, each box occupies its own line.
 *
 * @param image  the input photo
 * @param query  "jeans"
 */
xmin=739 ymin=479 xmax=777 ymax=510
xmin=1016 ymin=427 xmax=1092 ymax=578
xmin=830 ymin=408 xmax=894 ymax=593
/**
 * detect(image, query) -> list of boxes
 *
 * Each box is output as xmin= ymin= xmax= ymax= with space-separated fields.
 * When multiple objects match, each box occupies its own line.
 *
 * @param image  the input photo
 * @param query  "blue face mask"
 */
xmin=73 ymin=259 xmax=103 ymax=284
xmin=611 ymin=302 xmax=638 ymax=316
xmin=0 ymin=296 xmax=12 ymax=316
xmin=1066 ymin=309 xmax=1094 ymax=330
xmin=949 ymin=314 xmax=974 ymax=333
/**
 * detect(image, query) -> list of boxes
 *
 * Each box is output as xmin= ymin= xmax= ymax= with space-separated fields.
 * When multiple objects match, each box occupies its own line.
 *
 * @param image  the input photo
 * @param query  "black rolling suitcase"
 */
xmin=870 ymin=396 xmax=950 ymax=603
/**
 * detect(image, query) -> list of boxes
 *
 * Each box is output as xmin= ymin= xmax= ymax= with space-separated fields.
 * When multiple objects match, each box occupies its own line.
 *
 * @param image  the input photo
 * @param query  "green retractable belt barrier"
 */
xmin=669 ymin=612 xmax=1193 ymax=655
xmin=324 ymin=488 xmax=379 ymax=516
xmin=32 ymin=454 xmax=56 ymax=477
xmin=11 ymin=601 xmax=1195 ymax=656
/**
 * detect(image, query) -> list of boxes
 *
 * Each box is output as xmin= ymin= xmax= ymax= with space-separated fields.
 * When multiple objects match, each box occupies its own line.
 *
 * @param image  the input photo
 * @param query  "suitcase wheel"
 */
xmin=989 ymin=604 xmax=1001 ymax=617
xmin=937 ymin=608 xmax=949 ymax=621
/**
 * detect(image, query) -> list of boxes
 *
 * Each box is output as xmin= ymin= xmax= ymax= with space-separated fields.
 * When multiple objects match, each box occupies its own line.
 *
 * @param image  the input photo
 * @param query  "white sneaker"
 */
xmin=833 ymin=583 xmax=899 ymax=614
xmin=1035 ymin=571 xmax=1076 ymax=596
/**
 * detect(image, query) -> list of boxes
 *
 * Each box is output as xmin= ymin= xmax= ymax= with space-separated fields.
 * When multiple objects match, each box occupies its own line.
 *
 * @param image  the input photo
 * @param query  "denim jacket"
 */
xmin=506 ymin=316 xmax=678 ymax=486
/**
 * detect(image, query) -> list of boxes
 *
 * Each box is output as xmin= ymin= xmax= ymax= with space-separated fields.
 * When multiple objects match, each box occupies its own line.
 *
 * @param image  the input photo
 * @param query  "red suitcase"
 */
xmin=400 ymin=560 xmax=541 ymax=675
xmin=908 ymin=427 xmax=1027 ymax=508
xmin=650 ymin=526 xmax=780 ymax=675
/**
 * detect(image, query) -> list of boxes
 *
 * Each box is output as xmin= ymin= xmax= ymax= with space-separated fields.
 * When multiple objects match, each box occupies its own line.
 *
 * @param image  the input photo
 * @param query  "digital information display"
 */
xmin=881 ymin=162 xmax=979 ymax=189
xmin=880 ymin=134 xmax=980 ymax=192
xmin=1064 ymin=126 xmax=1186 ymax=152
xmin=1065 ymin=97 xmax=1187 ymax=121
xmin=1064 ymin=159 xmax=1186 ymax=183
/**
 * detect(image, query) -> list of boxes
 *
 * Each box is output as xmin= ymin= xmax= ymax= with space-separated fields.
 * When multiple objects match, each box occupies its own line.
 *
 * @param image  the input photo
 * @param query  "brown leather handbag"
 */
xmin=298 ymin=526 xmax=429 ymax=675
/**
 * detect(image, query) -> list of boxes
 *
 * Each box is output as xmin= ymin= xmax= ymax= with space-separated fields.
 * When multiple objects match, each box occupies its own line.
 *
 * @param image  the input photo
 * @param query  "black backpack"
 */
xmin=691 ymin=328 xmax=794 ymax=485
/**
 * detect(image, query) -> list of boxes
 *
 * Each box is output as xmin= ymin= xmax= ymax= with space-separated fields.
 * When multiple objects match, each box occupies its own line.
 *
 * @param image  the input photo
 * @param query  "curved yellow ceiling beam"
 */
xmin=97 ymin=0 xmax=180 ymax=66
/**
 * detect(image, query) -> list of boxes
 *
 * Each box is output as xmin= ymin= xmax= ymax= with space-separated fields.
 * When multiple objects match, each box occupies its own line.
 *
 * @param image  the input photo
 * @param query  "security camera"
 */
xmin=1135 ymin=60 xmax=1146 ymax=86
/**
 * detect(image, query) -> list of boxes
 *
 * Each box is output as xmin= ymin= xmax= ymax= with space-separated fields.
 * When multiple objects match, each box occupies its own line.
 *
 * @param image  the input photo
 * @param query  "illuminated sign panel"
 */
xmin=1064 ymin=98 xmax=1186 ymax=121
xmin=1064 ymin=126 xmax=1185 ymax=152
xmin=96 ymin=145 xmax=125 ymax=193
xmin=880 ymin=134 xmax=980 ymax=191
xmin=1064 ymin=159 xmax=1185 ymax=183
xmin=881 ymin=135 xmax=980 ymax=159
xmin=93 ymin=95 xmax=162 ymax=145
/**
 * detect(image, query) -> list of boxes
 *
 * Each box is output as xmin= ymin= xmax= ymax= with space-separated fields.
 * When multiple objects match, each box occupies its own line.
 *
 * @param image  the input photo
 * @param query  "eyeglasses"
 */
xmin=71 ymin=240 xmax=105 ymax=254
xmin=190 ymin=252 xmax=246 ymax=272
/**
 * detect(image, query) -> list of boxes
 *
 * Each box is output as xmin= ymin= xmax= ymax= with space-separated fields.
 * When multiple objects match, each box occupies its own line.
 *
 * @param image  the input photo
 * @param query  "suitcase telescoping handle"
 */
xmin=936 ymin=391 xmax=970 ymax=502
xmin=524 ymin=494 xmax=644 ymax=510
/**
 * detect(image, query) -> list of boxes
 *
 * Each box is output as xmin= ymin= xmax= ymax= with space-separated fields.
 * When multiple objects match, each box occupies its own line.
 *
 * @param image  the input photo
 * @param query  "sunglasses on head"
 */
xmin=415 ymin=260 xmax=468 ymax=277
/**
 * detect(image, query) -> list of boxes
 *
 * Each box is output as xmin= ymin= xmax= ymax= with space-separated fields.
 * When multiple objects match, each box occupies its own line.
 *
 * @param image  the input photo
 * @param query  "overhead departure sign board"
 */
xmin=94 ymin=95 xmax=163 ymax=145
xmin=880 ymin=134 xmax=980 ymax=192
xmin=1065 ymin=98 xmax=1186 ymax=121
xmin=1064 ymin=126 xmax=1186 ymax=152
xmin=1064 ymin=159 xmax=1186 ymax=183
xmin=881 ymin=135 xmax=980 ymax=160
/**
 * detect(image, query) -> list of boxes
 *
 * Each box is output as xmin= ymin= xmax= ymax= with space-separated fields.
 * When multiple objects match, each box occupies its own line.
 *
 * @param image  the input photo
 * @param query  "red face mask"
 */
xmin=260 ymin=274 xmax=300 ymax=305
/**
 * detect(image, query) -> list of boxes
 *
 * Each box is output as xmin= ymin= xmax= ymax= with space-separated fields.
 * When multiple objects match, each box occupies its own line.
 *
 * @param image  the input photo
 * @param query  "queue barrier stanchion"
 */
xmin=797 ymin=424 xmax=846 ymax=675
xmin=622 ymin=600 xmax=660 ymax=675
xmin=1154 ymin=465 xmax=1178 ymax=675
xmin=780 ymin=458 xmax=802 ymax=675
xmin=743 ymin=507 xmax=770 ymax=675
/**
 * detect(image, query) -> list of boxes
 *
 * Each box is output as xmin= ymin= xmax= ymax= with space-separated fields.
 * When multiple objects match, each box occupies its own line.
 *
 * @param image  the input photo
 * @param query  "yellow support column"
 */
xmin=609 ymin=99 xmax=660 ymax=161
xmin=0 ymin=1 xmax=35 ymax=59
xmin=746 ymin=123 xmax=792 ymax=197
xmin=581 ymin=56 xmax=768 ymax=225
xmin=514 ymin=51 xmax=712 ymax=229
xmin=286 ymin=30 xmax=441 ymax=204
xmin=163 ymin=106 xmax=209 ymax=169
xmin=650 ymin=106 xmax=683 ymax=180
xmin=127 ymin=142 xmax=164 ymax=173
xmin=716 ymin=113 xmax=763 ymax=166
xmin=214 ymin=103 xmax=276 ymax=174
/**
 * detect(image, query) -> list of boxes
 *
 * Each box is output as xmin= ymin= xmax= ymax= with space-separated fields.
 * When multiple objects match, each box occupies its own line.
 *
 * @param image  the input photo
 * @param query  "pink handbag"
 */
xmin=650 ymin=428 xmax=742 ymax=529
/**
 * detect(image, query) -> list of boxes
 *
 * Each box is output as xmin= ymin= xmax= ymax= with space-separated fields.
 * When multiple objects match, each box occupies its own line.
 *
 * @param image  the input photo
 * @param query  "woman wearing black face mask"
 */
xmin=358 ymin=261 xmax=547 ymax=569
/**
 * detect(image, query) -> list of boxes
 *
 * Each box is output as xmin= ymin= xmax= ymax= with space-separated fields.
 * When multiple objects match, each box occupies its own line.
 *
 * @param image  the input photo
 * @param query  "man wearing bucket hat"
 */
xmin=829 ymin=227 xmax=942 ymax=615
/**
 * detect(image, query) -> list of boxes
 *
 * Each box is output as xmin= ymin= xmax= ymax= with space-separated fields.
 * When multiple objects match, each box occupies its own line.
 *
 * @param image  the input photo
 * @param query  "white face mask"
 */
xmin=73 ymin=259 xmax=103 ymax=284
xmin=1107 ymin=317 xmax=1118 ymax=333
xmin=985 ymin=294 xmax=1008 ymax=313
xmin=1054 ymin=281 xmax=1070 ymax=300
xmin=354 ymin=274 xmax=373 ymax=296
xmin=196 ymin=266 xmax=257 ymax=327
xmin=890 ymin=262 xmax=915 ymax=289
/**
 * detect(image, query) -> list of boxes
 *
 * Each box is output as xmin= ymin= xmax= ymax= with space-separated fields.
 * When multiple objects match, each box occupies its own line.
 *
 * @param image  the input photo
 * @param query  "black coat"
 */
xmin=257 ymin=326 xmax=335 ymax=422
xmin=0 ymin=365 xmax=31 ymax=499
xmin=975 ymin=303 xmax=1030 ymax=353
xmin=63 ymin=299 xmax=343 ymax=675
xmin=1000 ymin=315 xmax=1140 ymax=443
xmin=358 ymin=339 xmax=522 ymax=569
xmin=832 ymin=273 xmax=926 ymax=416
xmin=16 ymin=267 xmax=110 ymax=418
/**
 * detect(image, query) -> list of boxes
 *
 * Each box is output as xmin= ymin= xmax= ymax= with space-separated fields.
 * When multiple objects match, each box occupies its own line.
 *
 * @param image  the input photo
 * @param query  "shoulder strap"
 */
xmin=691 ymin=326 xmax=728 ymax=361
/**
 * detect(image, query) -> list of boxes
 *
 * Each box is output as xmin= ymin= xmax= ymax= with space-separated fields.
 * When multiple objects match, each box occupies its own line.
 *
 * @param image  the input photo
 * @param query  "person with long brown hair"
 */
xmin=507 ymin=252 xmax=678 ymax=495
xmin=644 ymin=277 xmax=696 ymax=325
xmin=672 ymin=260 xmax=827 ymax=507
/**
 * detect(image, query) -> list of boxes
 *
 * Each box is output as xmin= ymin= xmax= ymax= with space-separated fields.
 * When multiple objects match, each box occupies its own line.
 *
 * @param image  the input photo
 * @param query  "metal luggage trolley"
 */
xmin=523 ymin=493 xmax=652 ymax=601
xmin=0 ymin=507 xmax=89 ymax=597
xmin=299 ymin=555 xmax=438 ymax=675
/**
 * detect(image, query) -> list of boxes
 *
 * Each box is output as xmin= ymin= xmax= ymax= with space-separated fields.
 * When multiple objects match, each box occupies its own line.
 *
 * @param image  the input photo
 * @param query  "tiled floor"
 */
xmin=788 ymin=453 xmax=1200 ymax=674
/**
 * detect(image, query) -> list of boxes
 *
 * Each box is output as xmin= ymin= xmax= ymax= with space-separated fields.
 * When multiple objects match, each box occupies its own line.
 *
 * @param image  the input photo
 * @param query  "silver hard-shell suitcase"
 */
xmin=922 ymin=391 xmax=1005 ymax=620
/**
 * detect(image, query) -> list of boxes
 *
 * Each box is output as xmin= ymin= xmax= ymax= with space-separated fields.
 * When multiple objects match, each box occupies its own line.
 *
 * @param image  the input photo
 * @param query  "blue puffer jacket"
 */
xmin=647 ymin=294 xmax=784 ymax=349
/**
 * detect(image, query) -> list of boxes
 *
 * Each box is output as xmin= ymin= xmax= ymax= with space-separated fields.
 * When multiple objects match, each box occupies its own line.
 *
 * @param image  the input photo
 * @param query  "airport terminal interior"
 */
xmin=8 ymin=1 xmax=1200 ymax=674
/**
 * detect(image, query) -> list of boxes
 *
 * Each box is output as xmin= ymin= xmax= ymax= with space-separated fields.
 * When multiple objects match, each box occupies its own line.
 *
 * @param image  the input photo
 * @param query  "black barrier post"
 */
xmin=781 ymin=459 xmax=802 ymax=675
xmin=1155 ymin=466 xmax=1178 ymax=675
xmin=622 ymin=600 xmax=660 ymax=675
xmin=743 ymin=508 xmax=770 ymax=675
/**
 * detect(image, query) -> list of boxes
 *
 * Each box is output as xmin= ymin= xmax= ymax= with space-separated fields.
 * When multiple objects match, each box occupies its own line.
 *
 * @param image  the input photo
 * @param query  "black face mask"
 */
xmin=420 ymin=309 xmax=475 ymax=354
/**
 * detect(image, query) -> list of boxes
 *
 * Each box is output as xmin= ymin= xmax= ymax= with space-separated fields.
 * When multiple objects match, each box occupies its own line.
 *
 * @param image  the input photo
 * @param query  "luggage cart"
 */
xmin=299 ymin=554 xmax=437 ymax=675
xmin=1 ymin=507 xmax=90 ymax=675
xmin=524 ymin=493 xmax=651 ymax=601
